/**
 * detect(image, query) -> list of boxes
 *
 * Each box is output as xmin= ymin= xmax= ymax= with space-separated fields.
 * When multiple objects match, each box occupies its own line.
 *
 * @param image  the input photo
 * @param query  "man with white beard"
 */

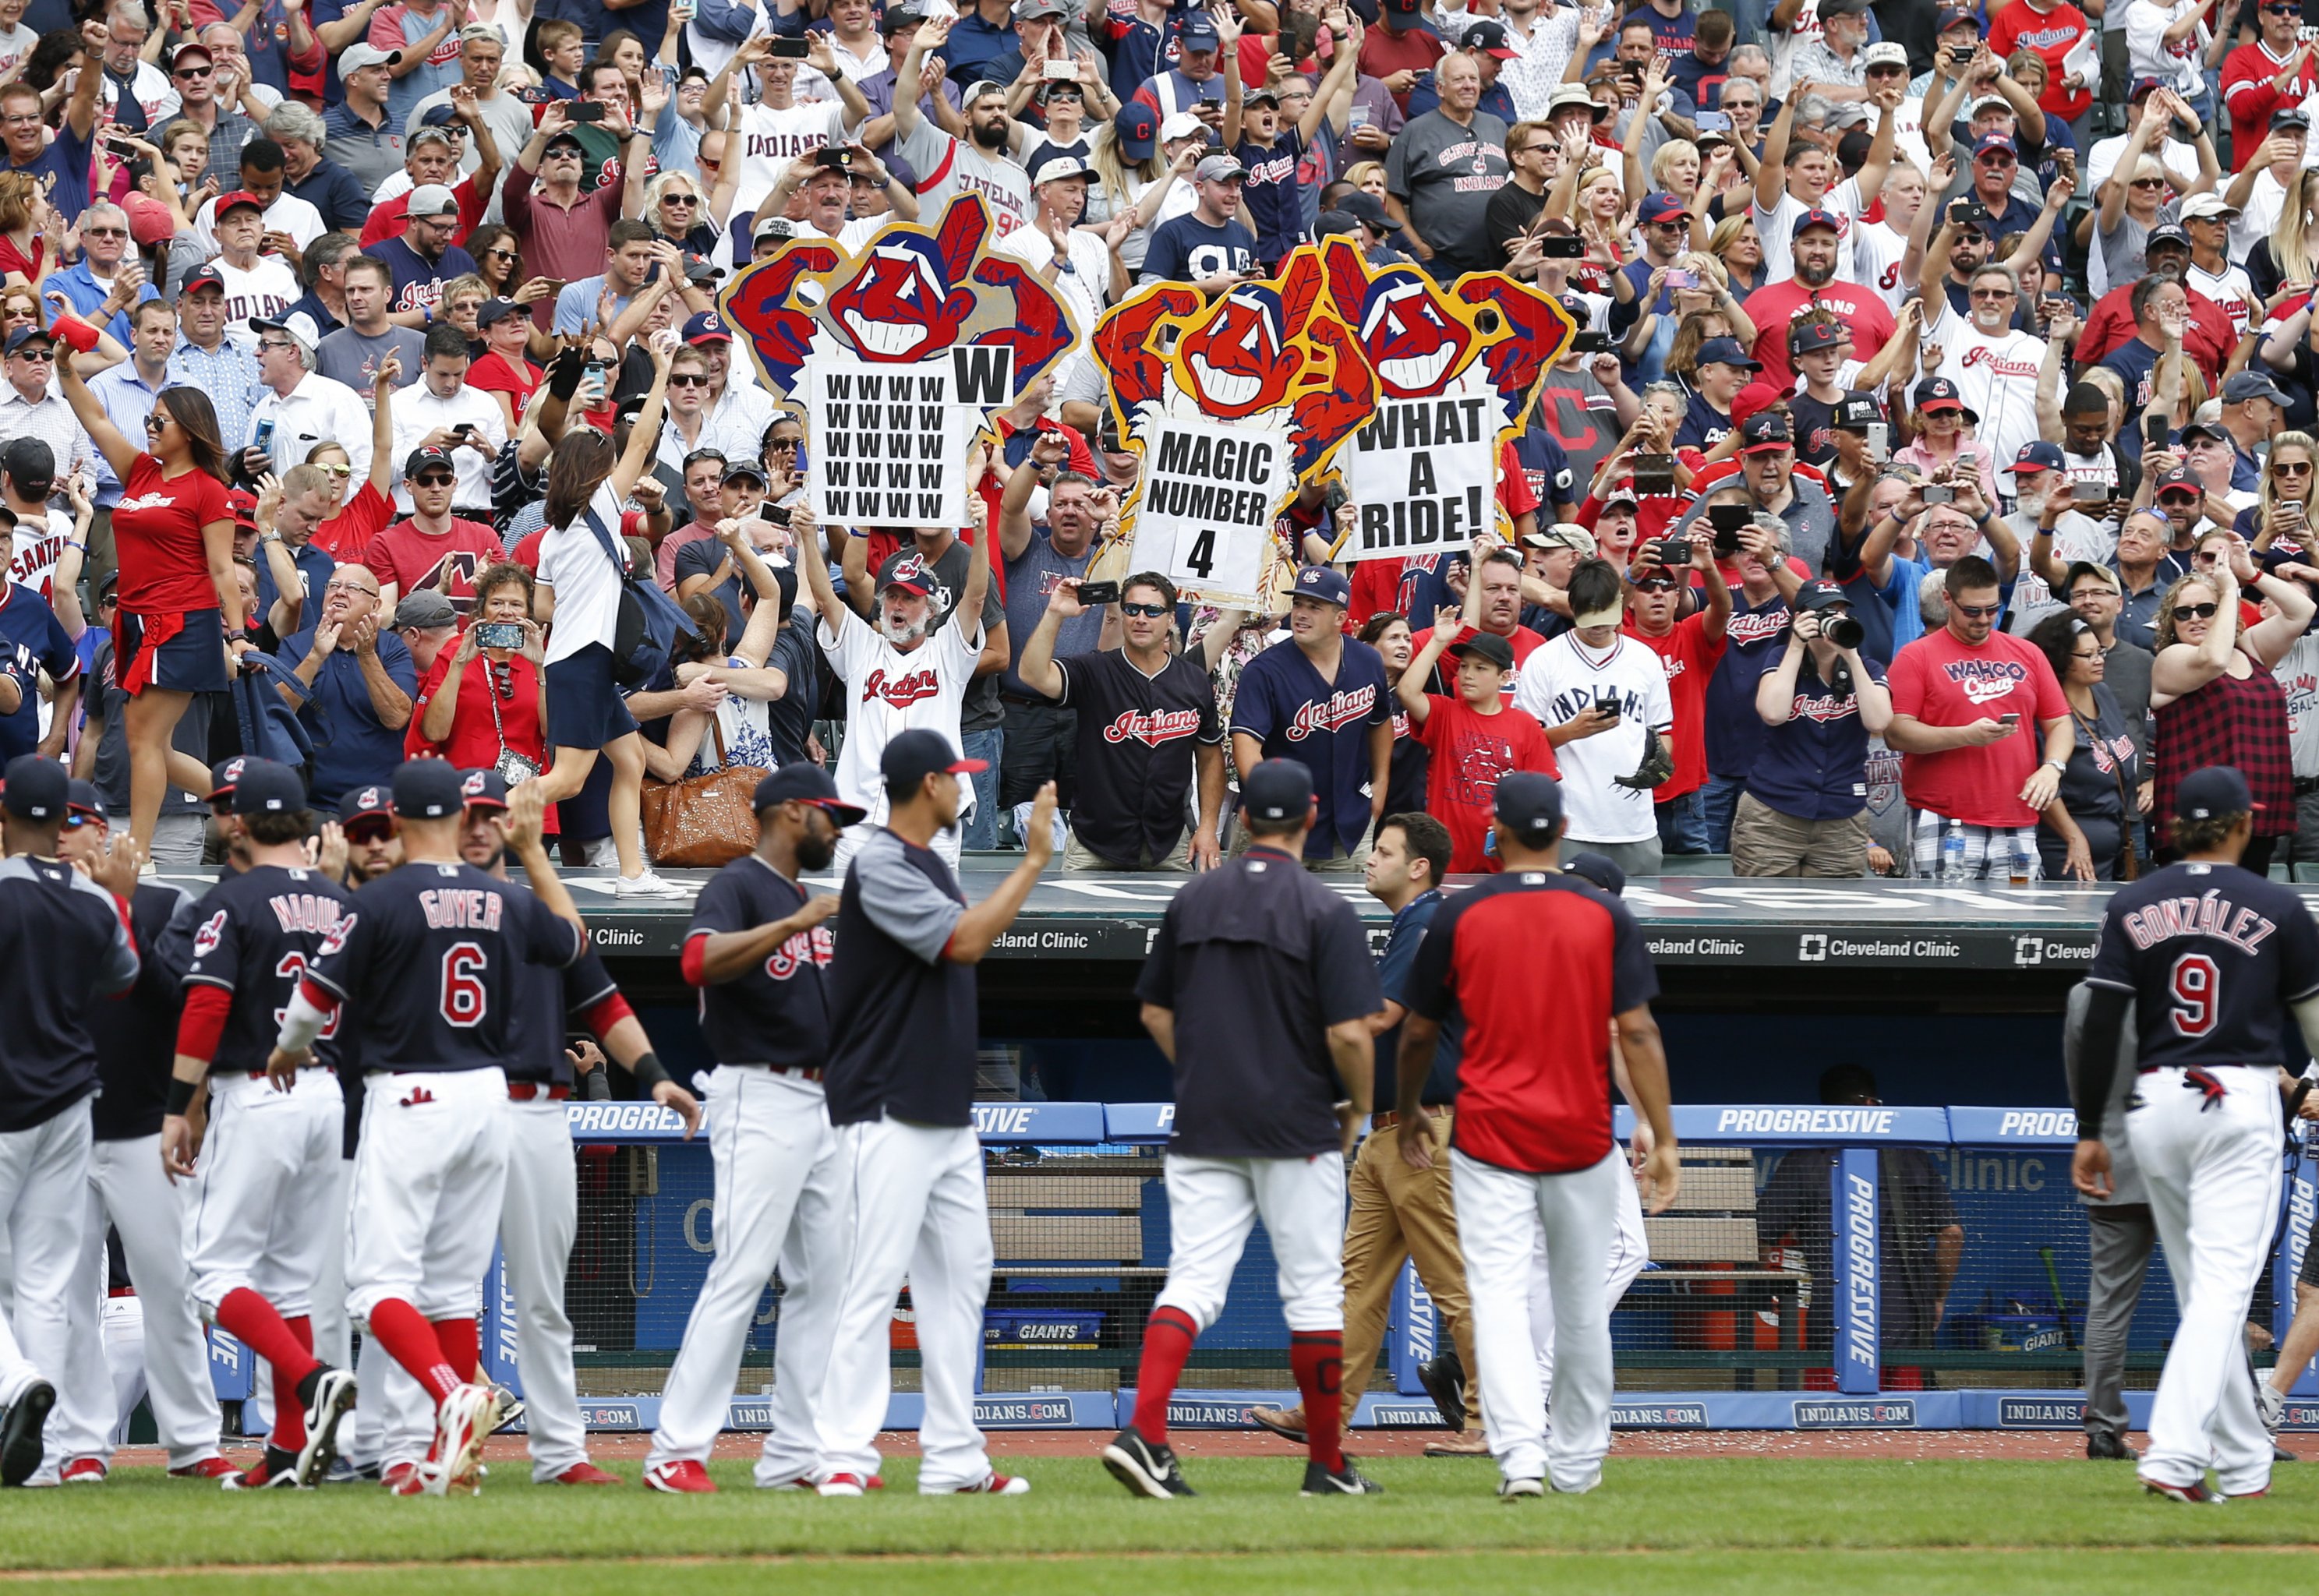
xmin=2003 ymin=441 xmax=2114 ymax=633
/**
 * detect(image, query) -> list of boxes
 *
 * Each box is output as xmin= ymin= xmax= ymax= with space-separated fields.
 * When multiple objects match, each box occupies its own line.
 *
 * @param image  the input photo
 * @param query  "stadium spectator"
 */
xmin=387 ymin=322 xmax=505 ymax=514
xmin=1395 ymin=614 xmax=1557 ymax=874
xmin=242 ymin=311 xmax=369 ymax=484
xmin=1736 ymin=578 xmax=1891 ymax=876
xmin=2024 ymin=610 xmax=2140 ymax=881
xmin=1623 ymin=532 xmax=1730 ymax=855
xmin=277 ymin=560 xmax=417 ymax=806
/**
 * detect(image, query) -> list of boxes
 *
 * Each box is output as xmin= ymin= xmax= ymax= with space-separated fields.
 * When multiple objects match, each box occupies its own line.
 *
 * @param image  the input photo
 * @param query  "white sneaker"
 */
xmin=613 ymin=870 xmax=687 ymax=898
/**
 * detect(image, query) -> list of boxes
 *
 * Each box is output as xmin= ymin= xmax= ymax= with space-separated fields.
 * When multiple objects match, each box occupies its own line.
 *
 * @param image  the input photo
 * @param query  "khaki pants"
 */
xmin=1730 ymin=791 xmax=1871 ymax=877
xmin=1232 ymin=817 xmax=1374 ymax=873
xmin=1062 ymin=830 xmax=1183 ymax=871
xmin=1339 ymin=1111 xmax=1480 ymax=1428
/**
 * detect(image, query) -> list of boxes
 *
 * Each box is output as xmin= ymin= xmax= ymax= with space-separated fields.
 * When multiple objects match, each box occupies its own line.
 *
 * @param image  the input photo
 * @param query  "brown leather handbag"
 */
xmin=641 ymin=720 xmax=766 ymax=869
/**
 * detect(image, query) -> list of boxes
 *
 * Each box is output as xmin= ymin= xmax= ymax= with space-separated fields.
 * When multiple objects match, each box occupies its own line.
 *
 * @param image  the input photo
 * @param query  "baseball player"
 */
xmin=1394 ymin=773 xmax=1680 ymax=1498
xmin=48 ymin=782 xmax=231 ymax=1482
xmin=2071 ymin=765 xmax=2319 ymax=1502
xmin=456 ymin=769 xmax=698 ymax=1487
xmin=645 ymin=764 xmax=862 ymax=1495
xmin=1106 ymin=757 xmax=1386 ymax=1500
xmin=801 ymin=501 xmax=995 ymax=874
xmin=269 ymin=762 xmax=585 ymax=1497
xmin=164 ymin=759 xmax=361 ymax=1490
xmin=811 ymin=730 xmax=1055 ymax=1497
xmin=0 ymin=754 xmax=143 ymax=1488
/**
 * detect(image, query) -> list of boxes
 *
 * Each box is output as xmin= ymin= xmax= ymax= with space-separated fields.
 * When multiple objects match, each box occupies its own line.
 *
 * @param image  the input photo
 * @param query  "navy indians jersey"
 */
xmin=1053 ymin=648 xmax=1224 ymax=868
xmin=0 ymin=855 xmax=140 ymax=1133
xmin=2087 ymin=860 xmax=2319 ymax=1071
xmin=302 ymin=860 xmax=584 ymax=1073
xmin=684 ymin=854 xmax=833 ymax=1072
xmin=183 ymin=865 xmax=355 ymax=1075
xmin=506 ymin=937 xmax=620 ymax=1088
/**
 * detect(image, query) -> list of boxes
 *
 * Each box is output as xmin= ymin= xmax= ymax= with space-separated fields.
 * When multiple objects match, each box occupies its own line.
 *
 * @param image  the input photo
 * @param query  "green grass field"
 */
xmin=1 ymin=1456 xmax=2313 ymax=1594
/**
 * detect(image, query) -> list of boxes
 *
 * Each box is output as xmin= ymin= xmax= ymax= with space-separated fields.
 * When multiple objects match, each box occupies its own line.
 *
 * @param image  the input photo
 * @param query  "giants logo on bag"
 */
xmin=1102 ymin=708 xmax=1201 ymax=747
xmin=862 ymin=666 xmax=941 ymax=708
xmin=1284 ymin=684 xmax=1377 ymax=741
xmin=765 ymin=925 xmax=835 ymax=980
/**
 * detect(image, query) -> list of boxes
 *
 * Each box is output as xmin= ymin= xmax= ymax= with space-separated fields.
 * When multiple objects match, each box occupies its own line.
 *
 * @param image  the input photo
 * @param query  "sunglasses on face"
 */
xmin=669 ymin=373 xmax=710 ymax=387
xmin=174 ymin=63 xmax=211 ymax=77
xmin=2158 ymin=493 xmax=2200 ymax=506
xmin=83 ymin=226 xmax=126 ymax=238
xmin=412 ymin=472 xmax=455 ymax=489
xmin=1633 ymin=577 xmax=1677 ymax=592
xmin=344 ymin=821 xmax=393 ymax=846
xmin=316 ymin=462 xmax=352 ymax=477
xmin=661 ymin=192 xmax=698 ymax=205
xmin=1866 ymin=64 xmax=1904 ymax=76
xmin=1119 ymin=601 xmax=1170 ymax=618
xmin=2176 ymin=600 xmax=2223 ymax=620
xmin=1969 ymin=288 xmax=2013 ymax=300
xmin=2278 ymin=461 xmax=2314 ymax=475
xmin=1953 ymin=602 xmax=2003 ymax=618
xmin=2130 ymin=177 xmax=2166 ymax=189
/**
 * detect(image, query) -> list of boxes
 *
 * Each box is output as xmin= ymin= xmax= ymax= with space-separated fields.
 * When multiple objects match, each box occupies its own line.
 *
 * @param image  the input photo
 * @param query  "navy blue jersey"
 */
xmin=825 ymin=828 xmax=976 ymax=1127
xmin=0 ymin=584 xmax=77 ymax=762
xmin=1055 ymin=647 xmax=1223 ymax=868
xmin=89 ymin=880 xmax=194 ymax=1142
xmin=2087 ymin=860 xmax=2319 ymax=1071
xmin=1674 ymin=391 xmax=1733 ymax=453
xmin=1702 ymin=591 xmax=1791 ymax=779
xmin=1511 ymin=428 xmax=1575 ymax=514
xmin=506 ymin=938 xmax=619 ymax=1088
xmin=183 ymin=864 xmax=355 ymax=1076
xmin=0 ymin=854 xmax=140 ymax=1132
xmin=1228 ymin=637 xmax=1393 ymax=860
xmin=685 ymin=853 xmax=833 ymax=1070
xmin=303 ymin=860 xmax=584 ymax=1072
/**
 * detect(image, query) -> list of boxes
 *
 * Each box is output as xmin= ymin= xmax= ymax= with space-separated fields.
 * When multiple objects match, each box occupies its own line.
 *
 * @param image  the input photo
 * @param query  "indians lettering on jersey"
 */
xmin=417 ymin=887 xmax=505 ymax=930
xmin=1960 ymin=344 xmax=2039 ymax=380
xmin=222 ymin=282 xmax=293 ymax=329
xmin=1727 ymin=608 xmax=1791 ymax=646
xmin=2008 ymin=21 xmax=2083 ymax=48
xmin=1242 ymin=146 xmax=1297 ymax=191
xmin=1940 ymin=658 xmax=2030 ymax=704
xmin=393 ymin=275 xmax=447 ymax=316
xmin=863 ymin=663 xmax=942 ymax=708
xmin=1789 ymin=686 xmax=1861 ymax=723
xmin=2084 ymin=726 xmax=2135 ymax=776
xmin=1103 ymin=706 xmax=1202 ymax=747
xmin=1284 ymin=683 xmax=1378 ymax=740
xmin=2116 ymin=889 xmax=2278 ymax=955
xmin=1543 ymin=682 xmax=1646 ymax=723
xmin=1428 ymin=139 xmax=1506 ymax=194
xmin=765 ymin=923 xmax=835 ymax=980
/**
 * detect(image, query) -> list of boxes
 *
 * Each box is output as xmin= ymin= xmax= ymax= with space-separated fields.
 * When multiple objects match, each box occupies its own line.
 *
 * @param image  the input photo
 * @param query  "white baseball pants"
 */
xmin=1454 ymin=1147 xmax=1621 ymax=1492
xmin=309 ymin=1154 xmax=370 ymax=1467
xmin=501 ymin=1097 xmax=587 ymax=1482
xmin=813 ymin=1117 xmax=992 ymax=1492
xmin=1154 ymin=1153 xmax=1348 ymax=1332
xmin=648 ymin=1067 xmax=850 ymax=1486
xmin=0 ymin=1100 xmax=92 ymax=1430
xmin=346 ymin=1068 xmax=510 ymax=1323
xmin=1531 ymin=1152 xmax=1650 ymax=1396
xmin=185 ymin=1072 xmax=345 ymax=1319
xmin=51 ymin=1133 xmax=223 ymax=1469
xmin=2133 ymin=1065 xmax=2282 ymax=1496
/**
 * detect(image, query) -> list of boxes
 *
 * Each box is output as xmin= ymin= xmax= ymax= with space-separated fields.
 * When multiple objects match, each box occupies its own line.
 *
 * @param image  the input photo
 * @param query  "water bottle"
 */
xmin=1940 ymin=818 xmax=1967 ymax=884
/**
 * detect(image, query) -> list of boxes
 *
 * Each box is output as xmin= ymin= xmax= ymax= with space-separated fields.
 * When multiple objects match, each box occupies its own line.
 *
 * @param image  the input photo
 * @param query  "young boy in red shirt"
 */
xmin=1396 ymin=619 xmax=1558 ymax=874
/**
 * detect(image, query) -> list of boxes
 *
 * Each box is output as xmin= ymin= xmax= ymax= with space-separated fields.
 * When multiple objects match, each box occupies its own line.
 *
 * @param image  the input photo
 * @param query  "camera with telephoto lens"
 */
xmin=1822 ymin=612 xmax=1865 ymax=650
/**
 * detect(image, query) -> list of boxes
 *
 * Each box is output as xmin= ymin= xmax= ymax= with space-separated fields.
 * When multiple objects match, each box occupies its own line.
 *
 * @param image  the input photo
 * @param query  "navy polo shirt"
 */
xmin=1743 ymin=651 xmax=1888 ymax=822
xmin=0 ymin=584 xmax=76 ymax=761
xmin=1376 ymin=887 xmax=1458 ymax=1106
xmin=275 ymin=627 xmax=419 ymax=807
xmin=1228 ymin=636 xmax=1394 ymax=860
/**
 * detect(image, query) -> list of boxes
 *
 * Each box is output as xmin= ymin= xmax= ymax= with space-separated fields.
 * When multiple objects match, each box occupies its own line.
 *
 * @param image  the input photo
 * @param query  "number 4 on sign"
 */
xmin=1183 ymin=528 xmax=1215 ymax=580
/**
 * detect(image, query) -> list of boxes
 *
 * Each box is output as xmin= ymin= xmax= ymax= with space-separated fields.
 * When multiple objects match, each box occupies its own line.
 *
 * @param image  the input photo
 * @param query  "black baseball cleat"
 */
xmin=1301 ymin=1457 xmax=1385 ymax=1496
xmin=294 ymin=1367 xmax=359 ymax=1488
xmin=1101 ymin=1428 xmax=1196 ymax=1499
xmin=2085 ymin=1431 xmax=2138 ymax=1460
xmin=0 ymin=1381 xmax=52 ymax=1487
xmin=1417 ymin=1351 xmax=1468 ymax=1432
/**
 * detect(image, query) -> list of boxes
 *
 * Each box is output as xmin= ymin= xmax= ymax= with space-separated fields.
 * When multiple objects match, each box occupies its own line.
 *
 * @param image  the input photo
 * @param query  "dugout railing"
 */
xmin=191 ymin=1101 xmax=2319 ymax=1435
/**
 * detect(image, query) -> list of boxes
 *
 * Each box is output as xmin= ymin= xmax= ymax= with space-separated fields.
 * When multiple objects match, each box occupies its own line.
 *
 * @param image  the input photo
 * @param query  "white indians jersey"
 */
xmin=213 ymin=256 xmax=299 ymax=342
xmin=731 ymin=100 xmax=848 ymax=226
xmin=1851 ymin=218 xmax=1911 ymax=313
xmin=818 ymin=600 xmax=982 ymax=831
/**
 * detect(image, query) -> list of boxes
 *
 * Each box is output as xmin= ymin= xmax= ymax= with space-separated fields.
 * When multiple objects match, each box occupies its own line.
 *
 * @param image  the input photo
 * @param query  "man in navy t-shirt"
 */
xmin=1228 ymin=564 xmax=1395 ymax=870
xmin=1140 ymin=154 xmax=1262 ymax=289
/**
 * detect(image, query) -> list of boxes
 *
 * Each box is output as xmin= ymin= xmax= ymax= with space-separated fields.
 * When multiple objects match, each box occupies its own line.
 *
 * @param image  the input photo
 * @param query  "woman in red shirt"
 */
xmin=407 ymin=561 xmax=550 ymax=780
xmin=0 ymin=172 xmax=49 ymax=286
xmin=307 ymin=351 xmax=404 ymax=559
xmin=58 ymin=323 xmax=240 ymax=858
xmin=467 ymin=298 xmax=543 ymax=433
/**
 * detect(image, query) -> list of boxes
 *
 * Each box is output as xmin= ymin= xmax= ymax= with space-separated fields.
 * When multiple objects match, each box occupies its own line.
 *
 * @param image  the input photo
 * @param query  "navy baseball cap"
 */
xmin=2225 ymin=370 xmax=2292 ymax=407
xmin=684 ymin=312 xmax=733 ymax=345
xmin=1791 ymin=207 xmax=1842 ymax=238
xmin=1913 ymin=376 xmax=1977 ymax=423
xmin=1240 ymin=757 xmax=1317 ymax=824
xmin=1564 ymin=851 xmax=1625 ymax=896
xmin=65 ymin=779 xmax=105 ymax=822
xmin=1114 ymin=101 xmax=1159 ymax=162
xmin=2179 ymin=418 xmax=2231 ymax=446
xmin=1638 ymin=192 xmax=1689 ymax=226
xmin=231 ymin=759 xmax=306 ymax=816
xmin=1791 ymin=320 xmax=1847 ymax=355
xmin=880 ymin=551 xmax=938 ymax=597
xmin=1740 ymin=411 xmax=1794 ymax=454
xmin=476 ymin=296 xmax=526 ymax=328
xmin=2175 ymin=764 xmax=2259 ymax=821
xmin=2 ymin=326 xmax=53 ymax=357
xmin=1795 ymin=578 xmax=1851 ymax=612
xmin=2153 ymin=465 xmax=2201 ymax=500
xmin=1292 ymin=564 xmax=1352 ymax=607
xmin=206 ymin=755 xmax=253 ymax=802
xmin=1493 ymin=771 xmax=1564 ymax=844
xmin=2004 ymin=440 xmax=2067 ymax=475
xmin=754 ymin=763 xmax=867 ymax=824
xmin=1695 ymin=336 xmax=1760 ymax=372
xmin=2129 ymin=75 xmax=2167 ymax=101
xmin=2 ymin=754 xmax=65 ymax=821
xmin=181 ymin=263 xmax=227 ymax=295
xmin=459 ymin=768 xmax=509 ymax=810
xmin=393 ymin=758 xmax=468 ymax=820
xmin=882 ymin=729 xmax=986 ymax=792
xmin=1179 ymin=13 xmax=1220 ymax=46
xmin=341 ymin=784 xmax=391 ymax=824
xmin=1971 ymin=134 xmax=2017 ymax=162
xmin=2147 ymin=222 xmax=2191 ymax=253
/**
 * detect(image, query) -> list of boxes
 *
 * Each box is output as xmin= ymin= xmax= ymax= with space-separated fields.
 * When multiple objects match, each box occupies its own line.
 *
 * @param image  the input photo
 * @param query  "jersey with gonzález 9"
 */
xmin=1406 ymin=869 xmax=1658 ymax=1174
xmin=302 ymin=860 xmax=584 ymax=1073
xmin=182 ymin=864 xmax=355 ymax=1075
xmin=684 ymin=853 xmax=833 ymax=1071
xmin=505 ymin=934 xmax=620 ymax=1089
xmin=2086 ymin=860 xmax=2319 ymax=1071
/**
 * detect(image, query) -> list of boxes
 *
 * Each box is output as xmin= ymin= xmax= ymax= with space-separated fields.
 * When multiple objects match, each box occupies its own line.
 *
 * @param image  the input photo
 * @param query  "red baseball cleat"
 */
xmin=553 ymin=1461 xmax=623 ymax=1485
xmin=168 ymin=1457 xmax=238 ymax=1480
xmin=58 ymin=1457 xmax=106 ymax=1484
xmin=643 ymin=1459 xmax=716 ymax=1494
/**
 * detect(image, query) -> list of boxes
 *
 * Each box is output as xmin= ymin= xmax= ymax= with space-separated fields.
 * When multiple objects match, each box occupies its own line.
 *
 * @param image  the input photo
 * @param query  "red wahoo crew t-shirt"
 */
xmin=1885 ymin=625 xmax=2067 ymax=827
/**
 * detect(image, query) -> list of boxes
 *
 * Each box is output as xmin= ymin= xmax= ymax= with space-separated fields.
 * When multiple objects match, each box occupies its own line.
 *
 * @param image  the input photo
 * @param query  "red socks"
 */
xmin=1131 ymin=1306 xmax=1198 ymax=1446
xmin=365 ymin=1298 xmax=463 ymax=1405
xmin=432 ymin=1317 xmax=479 ymax=1384
xmin=213 ymin=1289 xmax=322 ymax=1389
xmin=1291 ymin=1330 xmax=1346 ymax=1473
xmin=267 ymin=1316 xmax=314 ymax=1450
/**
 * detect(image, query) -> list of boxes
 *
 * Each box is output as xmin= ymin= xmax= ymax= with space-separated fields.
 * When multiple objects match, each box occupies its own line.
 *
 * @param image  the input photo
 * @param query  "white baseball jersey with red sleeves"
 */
xmin=818 ymin=604 xmax=983 ymax=833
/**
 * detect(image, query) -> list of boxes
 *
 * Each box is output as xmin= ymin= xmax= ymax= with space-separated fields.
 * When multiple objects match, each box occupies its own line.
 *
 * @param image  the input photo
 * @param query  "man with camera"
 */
xmin=1665 ymin=411 xmax=1841 ymax=578
xmin=1733 ymin=579 xmax=1893 ymax=876
xmin=1621 ymin=527 xmax=1730 ymax=856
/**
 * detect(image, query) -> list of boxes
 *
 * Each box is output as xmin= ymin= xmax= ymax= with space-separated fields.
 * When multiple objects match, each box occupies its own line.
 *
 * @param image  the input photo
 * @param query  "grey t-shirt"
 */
xmin=1384 ymin=108 xmax=1511 ymax=275
xmin=1001 ymin=527 xmax=1098 ymax=698
xmin=315 ymin=324 xmax=428 ymax=400
xmin=2096 ymin=202 xmax=2181 ymax=300
xmin=1671 ymin=475 xmax=1840 ymax=576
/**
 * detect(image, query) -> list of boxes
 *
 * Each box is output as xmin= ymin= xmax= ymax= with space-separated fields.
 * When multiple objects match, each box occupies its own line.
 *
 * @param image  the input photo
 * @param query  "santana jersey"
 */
xmin=683 ymin=853 xmax=834 ymax=1070
xmin=183 ymin=864 xmax=355 ymax=1075
xmin=302 ymin=860 xmax=583 ymax=1072
xmin=2087 ymin=860 xmax=2319 ymax=1072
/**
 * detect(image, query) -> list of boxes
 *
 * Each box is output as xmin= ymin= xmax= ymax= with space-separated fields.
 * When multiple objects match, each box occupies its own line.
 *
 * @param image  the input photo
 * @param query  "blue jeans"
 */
xmin=1657 ymin=789 xmax=1711 ymax=855
xmin=960 ymin=726 xmax=1003 ymax=850
xmin=1699 ymin=773 xmax=1745 ymax=855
